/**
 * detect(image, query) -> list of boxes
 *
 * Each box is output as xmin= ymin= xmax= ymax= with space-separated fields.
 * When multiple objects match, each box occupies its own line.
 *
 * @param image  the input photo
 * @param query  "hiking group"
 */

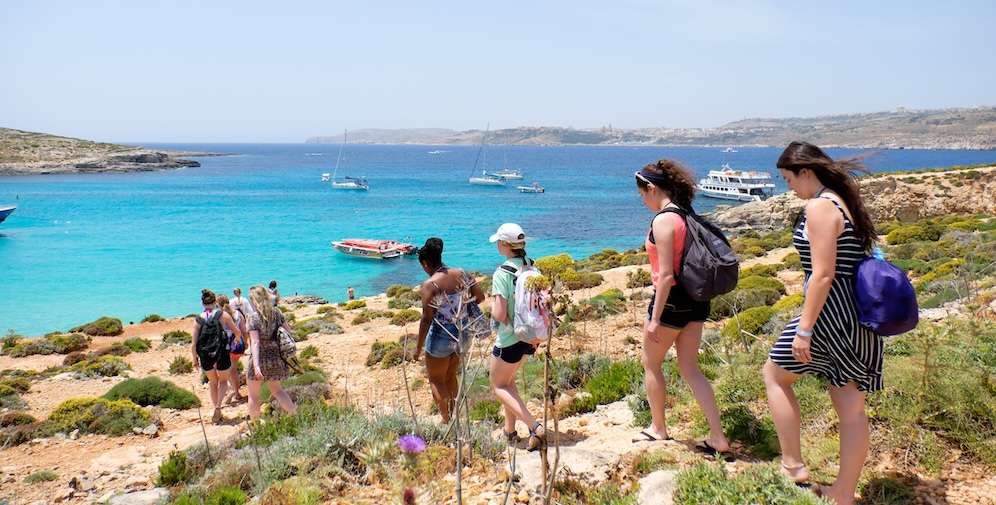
xmin=192 ymin=282 xmax=296 ymax=426
xmin=191 ymin=141 xmax=901 ymax=505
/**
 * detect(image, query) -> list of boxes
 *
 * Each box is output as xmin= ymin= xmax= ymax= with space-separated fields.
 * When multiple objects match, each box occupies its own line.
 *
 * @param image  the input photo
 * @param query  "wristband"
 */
xmin=796 ymin=328 xmax=814 ymax=337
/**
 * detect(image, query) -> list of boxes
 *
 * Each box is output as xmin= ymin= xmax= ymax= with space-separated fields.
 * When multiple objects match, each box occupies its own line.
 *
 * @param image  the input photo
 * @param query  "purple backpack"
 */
xmin=854 ymin=248 xmax=919 ymax=336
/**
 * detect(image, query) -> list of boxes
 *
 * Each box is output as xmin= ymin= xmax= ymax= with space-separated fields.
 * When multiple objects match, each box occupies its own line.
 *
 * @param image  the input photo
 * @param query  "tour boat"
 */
xmin=518 ymin=182 xmax=545 ymax=193
xmin=696 ymin=164 xmax=776 ymax=202
xmin=332 ymin=239 xmax=417 ymax=259
xmin=0 ymin=204 xmax=15 ymax=224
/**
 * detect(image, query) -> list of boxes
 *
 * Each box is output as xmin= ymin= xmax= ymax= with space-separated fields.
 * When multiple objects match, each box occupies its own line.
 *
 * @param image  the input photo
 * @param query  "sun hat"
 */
xmin=489 ymin=223 xmax=526 ymax=244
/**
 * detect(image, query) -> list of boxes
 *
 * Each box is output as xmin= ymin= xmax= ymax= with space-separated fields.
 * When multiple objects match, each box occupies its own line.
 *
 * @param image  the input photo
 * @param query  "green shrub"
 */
xmin=47 ymin=397 xmax=151 ymax=436
xmin=258 ymin=370 xmax=328 ymax=404
xmin=0 ymin=412 xmax=37 ymax=427
xmin=343 ymin=300 xmax=367 ymax=310
xmin=626 ymin=268 xmax=652 ymax=289
xmin=161 ymin=330 xmax=192 ymax=346
xmin=48 ymin=333 xmax=90 ymax=353
xmin=102 ymin=376 xmax=200 ymax=409
xmin=122 ymin=337 xmax=152 ymax=353
xmin=316 ymin=305 xmax=339 ymax=316
xmin=560 ymin=268 xmax=605 ymax=290
xmin=859 ymin=476 xmax=915 ymax=505
xmin=169 ymin=356 xmax=194 ymax=375
xmin=674 ymin=461 xmax=825 ymax=504
xmin=740 ymin=263 xmax=783 ymax=278
xmin=565 ymin=359 xmax=643 ymax=416
xmin=386 ymin=284 xmax=414 ymax=298
xmin=0 ymin=384 xmax=16 ymax=397
xmin=352 ymin=313 xmax=371 ymax=325
xmin=781 ymin=252 xmax=802 ymax=270
xmin=141 ymin=314 xmax=164 ymax=323
xmin=736 ymin=276 xmax=786 ymax=295
xmin=709 ymin=288 xmax=781 ymax=320
xmin=299 ymin=345 xmax=319 ymax=360
xmin=156 ymin=450 xmax=190 ymax=486
xmin=0 ymin=377 xmax=30 ymax=393
xmin=772 ymin=293 xmax=804 ymax=313
xmin=720 ymin=404 xmax=779 ymax=459
xmin=71 ymin=355 xmax=131 ymax=377
xmin=204 ymin=486 xmax=248 ymax=505
xmin=470 ymin=396 xmax=503 ymax=423
xmin=69 ymin=316 xmax=123 ymax=336
xmin=390 ymin=309 xmax=421 ymax=326
xmin=365 ymin=341 xmax=399 ymax=367
xmin=93 ymin=342 xmax=132 ymax=357
xmin=23 ymin=470 xmax=58 ymax=483
xmin=720 ymin=306 xmax=775 ymax=346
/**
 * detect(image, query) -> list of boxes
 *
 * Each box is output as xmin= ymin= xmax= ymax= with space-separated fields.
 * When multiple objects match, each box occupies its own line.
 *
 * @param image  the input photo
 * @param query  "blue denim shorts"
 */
xmin=425 ymin=322 xmax=467 ymax=358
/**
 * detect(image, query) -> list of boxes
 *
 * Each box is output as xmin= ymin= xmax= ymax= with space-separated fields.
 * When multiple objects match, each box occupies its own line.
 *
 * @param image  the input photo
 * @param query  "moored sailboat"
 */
xmin=469 ymin=125 xmax=506 ymax=186
xmin=328 ymin=130 xmax=369 ymax=190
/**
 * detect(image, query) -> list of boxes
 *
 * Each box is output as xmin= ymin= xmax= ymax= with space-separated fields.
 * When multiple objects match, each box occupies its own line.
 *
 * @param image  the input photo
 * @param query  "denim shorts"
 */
xmin=647 ymin=283 xmax=710 ymax=329
xmin=425 ymin=322 xmax=467 ymax=358
xmin=492 ymin=340 xmax=537 ymax=364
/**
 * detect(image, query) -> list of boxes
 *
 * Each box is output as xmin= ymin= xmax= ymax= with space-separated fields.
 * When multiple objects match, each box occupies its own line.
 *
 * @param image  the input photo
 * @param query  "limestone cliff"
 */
xmin=708 ymin=165 xmax=996 ymax=233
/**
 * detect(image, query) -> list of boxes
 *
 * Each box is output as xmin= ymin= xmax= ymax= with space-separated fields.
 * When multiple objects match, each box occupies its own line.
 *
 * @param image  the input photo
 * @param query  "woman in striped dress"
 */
xmin=763 ymin=142 xmax=881 ymax=505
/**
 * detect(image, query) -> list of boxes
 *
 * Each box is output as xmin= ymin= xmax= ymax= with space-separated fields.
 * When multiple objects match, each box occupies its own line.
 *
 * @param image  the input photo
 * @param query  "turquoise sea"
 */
xmin=2 ymin=144 xmax=994 ymax=337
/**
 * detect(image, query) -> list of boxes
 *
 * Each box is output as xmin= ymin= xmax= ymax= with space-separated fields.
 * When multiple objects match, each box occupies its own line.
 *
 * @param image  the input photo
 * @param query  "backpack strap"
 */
xmin=649 ymin=205 xmax=687 ymax=244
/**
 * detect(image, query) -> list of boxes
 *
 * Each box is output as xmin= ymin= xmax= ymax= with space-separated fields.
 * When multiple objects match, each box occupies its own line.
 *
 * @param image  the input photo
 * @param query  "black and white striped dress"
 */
xmin=769 ymin=197 xmax=884 ymax=392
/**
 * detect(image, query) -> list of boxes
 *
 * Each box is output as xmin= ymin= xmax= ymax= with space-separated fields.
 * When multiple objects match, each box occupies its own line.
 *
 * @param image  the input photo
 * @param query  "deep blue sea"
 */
xmin=2 ymin=144 xmax=994 ymax=336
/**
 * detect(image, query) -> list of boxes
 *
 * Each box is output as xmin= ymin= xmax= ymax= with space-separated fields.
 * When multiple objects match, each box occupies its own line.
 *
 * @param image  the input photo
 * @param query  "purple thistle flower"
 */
xmin=398 ymin=434 xmax=426 ymax=454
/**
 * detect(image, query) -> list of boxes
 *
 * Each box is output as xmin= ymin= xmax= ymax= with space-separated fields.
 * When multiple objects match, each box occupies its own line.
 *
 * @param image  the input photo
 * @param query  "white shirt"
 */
xmin=231 ymin=295 xmax=254 ymax=315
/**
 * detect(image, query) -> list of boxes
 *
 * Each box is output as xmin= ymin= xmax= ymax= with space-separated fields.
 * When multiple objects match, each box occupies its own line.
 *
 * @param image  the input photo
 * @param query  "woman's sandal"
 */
xmin=498 ymin=429 xmax=521 ymax=444
xmin=526 ymin=423 xmax=545 ymax=451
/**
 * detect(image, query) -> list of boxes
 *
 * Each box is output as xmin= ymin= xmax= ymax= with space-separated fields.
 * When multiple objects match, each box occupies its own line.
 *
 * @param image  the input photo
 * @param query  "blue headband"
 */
xmin=637 ymin=169 xmax=668 ymax=185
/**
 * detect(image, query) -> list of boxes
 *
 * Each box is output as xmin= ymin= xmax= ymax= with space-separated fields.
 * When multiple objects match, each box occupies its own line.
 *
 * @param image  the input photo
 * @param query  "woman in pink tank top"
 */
xmin=632 ymin=159 xmax=731 ymax=460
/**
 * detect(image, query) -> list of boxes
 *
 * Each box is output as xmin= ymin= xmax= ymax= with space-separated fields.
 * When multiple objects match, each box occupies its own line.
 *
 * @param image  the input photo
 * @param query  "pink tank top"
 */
xmin=644 ymin=211 xmax=686 ymax=289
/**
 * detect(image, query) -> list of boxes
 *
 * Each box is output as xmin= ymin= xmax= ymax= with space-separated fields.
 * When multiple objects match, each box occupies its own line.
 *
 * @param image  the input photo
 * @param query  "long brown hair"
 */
xmin=635 ymin=158 xmax=697 ymax=209
xmin=777 ymin=141 xmax=877 ymax=251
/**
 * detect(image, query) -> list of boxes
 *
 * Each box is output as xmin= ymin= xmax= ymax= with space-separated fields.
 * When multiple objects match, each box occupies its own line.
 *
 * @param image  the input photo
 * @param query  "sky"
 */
xmin=1 ymin=1 xmax=994 ymax=143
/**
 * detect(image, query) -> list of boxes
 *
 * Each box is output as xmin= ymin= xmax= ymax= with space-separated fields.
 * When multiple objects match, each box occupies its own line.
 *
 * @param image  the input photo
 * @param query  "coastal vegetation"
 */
xmin=1 ymin=167 xmax=995 ymax=503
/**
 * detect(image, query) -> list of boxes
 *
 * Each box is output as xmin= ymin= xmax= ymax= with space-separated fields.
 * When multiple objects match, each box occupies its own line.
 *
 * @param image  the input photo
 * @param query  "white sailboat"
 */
xmin=329 ymin=130 xmax=369 ymax=190
xmin=469 ymin=125 xmax=506 ymax=186
xmin=492 ymin=138 xmax=524 ymax=180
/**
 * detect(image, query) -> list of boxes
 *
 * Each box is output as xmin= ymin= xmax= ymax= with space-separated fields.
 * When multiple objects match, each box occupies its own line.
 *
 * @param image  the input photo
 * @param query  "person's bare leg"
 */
xmin=267 ymin=382 xmax=296 ymax=415
xmin=820 ymin=382 xmax=868 ymax=505
xmin=674 ymin=322 xmax=728 ymax=451
xmin=640 ymin=321 xmax=679 ymax=440
xmin=425 ymin=354 xmax=453 ymax=422
xmin=489 ymin=355 xmax=534 ymax=435
xmin=763 ymin=359 xmax=808 ymax=482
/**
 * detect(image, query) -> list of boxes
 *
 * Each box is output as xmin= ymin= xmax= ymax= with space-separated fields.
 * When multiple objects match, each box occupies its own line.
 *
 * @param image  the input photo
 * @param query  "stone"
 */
xmin=638 ymin=469 xmax=678 ymax=505
xmin=52 ymin=487 xmax=74 ymax=502
xmin=107 ymin=488 xmax=170 ymax=505
xmin=141 ymin=424 xmax=159 ymax=437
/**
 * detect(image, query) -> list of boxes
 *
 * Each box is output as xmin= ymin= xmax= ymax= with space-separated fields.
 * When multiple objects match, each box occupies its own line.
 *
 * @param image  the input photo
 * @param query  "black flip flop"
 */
xmin=695 ymin=440 xmax=736 ymax=461
xmin=631 ymin=430 xmax=673 ymax=443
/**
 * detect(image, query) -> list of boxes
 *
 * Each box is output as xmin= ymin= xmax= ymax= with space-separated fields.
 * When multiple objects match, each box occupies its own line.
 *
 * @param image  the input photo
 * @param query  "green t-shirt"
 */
xmin=492 ymin=257 xmax=526 ymax=348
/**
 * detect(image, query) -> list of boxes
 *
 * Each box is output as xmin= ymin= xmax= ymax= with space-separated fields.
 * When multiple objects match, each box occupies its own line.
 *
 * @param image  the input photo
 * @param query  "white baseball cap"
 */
xmin=489 ymin=223 xmax=526 ymax=244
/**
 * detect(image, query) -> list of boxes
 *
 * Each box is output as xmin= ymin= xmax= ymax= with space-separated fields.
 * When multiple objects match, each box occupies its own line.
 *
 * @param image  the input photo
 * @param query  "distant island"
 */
xmin=306 ymin=106 xmax=996 ymax=150
xmin=0 ymin=128 xmax=219 ymax=176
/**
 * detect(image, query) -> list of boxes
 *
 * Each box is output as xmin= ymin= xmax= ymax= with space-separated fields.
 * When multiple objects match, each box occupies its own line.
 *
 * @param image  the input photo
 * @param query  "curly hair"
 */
xmin=635 ymin=158 xmax=697 ymax=208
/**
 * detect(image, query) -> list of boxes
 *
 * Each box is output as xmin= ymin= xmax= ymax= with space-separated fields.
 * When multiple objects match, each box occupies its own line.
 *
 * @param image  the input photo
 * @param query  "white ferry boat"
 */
xmin=697 ymin=164 xmax=776 ymax=202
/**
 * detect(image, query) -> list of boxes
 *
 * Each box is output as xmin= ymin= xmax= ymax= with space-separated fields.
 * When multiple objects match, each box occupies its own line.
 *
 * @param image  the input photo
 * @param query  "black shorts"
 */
xmin=492 ymin=341 xmax=536 ymax=364
xmin=647 ymin=283 xmax=710 ymax=329
xmin=199 ymin=351 xmax=232 ymax=372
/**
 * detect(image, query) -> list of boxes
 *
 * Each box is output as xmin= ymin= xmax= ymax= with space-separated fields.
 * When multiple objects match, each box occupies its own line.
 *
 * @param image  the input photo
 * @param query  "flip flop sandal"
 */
xmin=631 ymin=430 xmax=673 ymax=443
xmin=695 ymin=440 xmax=735 ymax=461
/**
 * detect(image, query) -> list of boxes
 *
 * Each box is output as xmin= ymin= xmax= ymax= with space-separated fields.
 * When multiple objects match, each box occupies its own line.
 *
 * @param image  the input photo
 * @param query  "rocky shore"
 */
xmin=0 ymin=128 xmax=218 ymax=175
xmin=708 ymin=164 xmax=996 ymax=233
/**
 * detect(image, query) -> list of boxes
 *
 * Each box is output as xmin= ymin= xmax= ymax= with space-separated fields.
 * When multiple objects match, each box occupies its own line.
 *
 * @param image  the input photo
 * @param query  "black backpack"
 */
xmin=658 ymin=206 xmax=740 ymax=302
xmin=195 ymin=310 xmax=228 ymax=360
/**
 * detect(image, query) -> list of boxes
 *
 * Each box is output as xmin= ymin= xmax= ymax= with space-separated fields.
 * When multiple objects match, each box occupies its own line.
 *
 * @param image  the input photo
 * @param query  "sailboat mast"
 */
xmin=332 ymin=129 xmax=346 ymax=180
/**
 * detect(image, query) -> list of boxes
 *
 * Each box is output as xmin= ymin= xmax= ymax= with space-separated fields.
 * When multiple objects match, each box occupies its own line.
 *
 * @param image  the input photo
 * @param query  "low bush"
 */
xmin=740 ymin=263 xmax=783 ymax=278
xmin=141 ymin=314 xmax=164 ymax=323
xmin=258 ymin=370 xmax=329 ymax=404
xmin=343 ymin=300 xmax=367 ymax=310
xmin=3 ymin=333 xmax=90 ymax=357
xmin=156 ymin=450 xmax=190 ymax=486
xmin=0 ymin=377 xmax=30 ymax=393
xmin=71 ymin=355 xmax=131 ymax=377
xmin=626 ymin=268 xmax=652 ymax=289
xmin=316 ymin=305 xmax=339 ymax=316
xmin=299 ymin=345 xmax=319 ymax=360
xmin=720 ymin=306 xmax=775 ymax=347
xmin=565 ymin=359 xmax=643 ymax=416
xmin=674 ymin=461 xmax=825 ymax=504
xmin=169 ymin=356 xmax=194 ymax=375
xmin=390 ymin=309 xmax=421 ymax=326
xmin=46 ymin=397 xmax=151 ymax=436
xmin=771 ymin=293 xmax=804 ymax=313
xmin=161 ymin=330 xmax=192 ymax=347
xmin=69 ymin=316 xmax=124 ymax=336
xmin=92 ymin=342 xmax=132 ymax=357
xmin=781 ymin=252 xmax=802 ymax=270
xmin=709 ymin=287 xmax=781 ymax=320
xmin=0 ymin=412 xmax=37 ymax=427
xmin=736 ymin=276 xmax=786 ymax=295
xmin=122 ymin=337 xmax=152 ymax=353
xmin=102 ymin=376 xmax=200 ymax=409
xmin=365 ymin=341 xmax=399 ymax=367
xmin=23 ymin=470 xmax=58 ymax=483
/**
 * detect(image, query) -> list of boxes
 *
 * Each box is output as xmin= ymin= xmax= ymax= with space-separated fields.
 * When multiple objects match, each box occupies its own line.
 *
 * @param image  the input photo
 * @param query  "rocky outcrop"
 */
xmin=708 ymin=166 xmax=996 ymax=233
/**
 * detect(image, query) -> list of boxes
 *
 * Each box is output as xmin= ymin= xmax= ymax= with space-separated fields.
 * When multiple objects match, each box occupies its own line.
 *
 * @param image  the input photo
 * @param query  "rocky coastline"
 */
xmin=708 ymin=165 xmax=996 ymax=233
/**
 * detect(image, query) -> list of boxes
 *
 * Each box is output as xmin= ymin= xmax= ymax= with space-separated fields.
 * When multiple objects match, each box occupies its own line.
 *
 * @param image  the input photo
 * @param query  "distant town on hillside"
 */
xmin=305 ymin=106 xmax=996 ymax=150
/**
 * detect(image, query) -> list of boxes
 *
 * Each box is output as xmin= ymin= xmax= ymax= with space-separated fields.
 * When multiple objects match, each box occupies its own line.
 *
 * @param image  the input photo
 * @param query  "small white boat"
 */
xmin=518 ymin=182 xmax=545 ymax=193
xmin=493 ymin=169 xmax=524 ymax=180
xmin=721 ymin=147 xmax=738 ymax=153
xmin=428 ymin=150 xmax=446 ymax=155
xmin=328 ymin=130 xmax=369 ymax=190
xmin=697 ymin=164 xmax=775 ymax=202
xmin=332 ymin=239 xmax=417 ymax=259
xmin=469 ymin=171 xmax=506 ymax=186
